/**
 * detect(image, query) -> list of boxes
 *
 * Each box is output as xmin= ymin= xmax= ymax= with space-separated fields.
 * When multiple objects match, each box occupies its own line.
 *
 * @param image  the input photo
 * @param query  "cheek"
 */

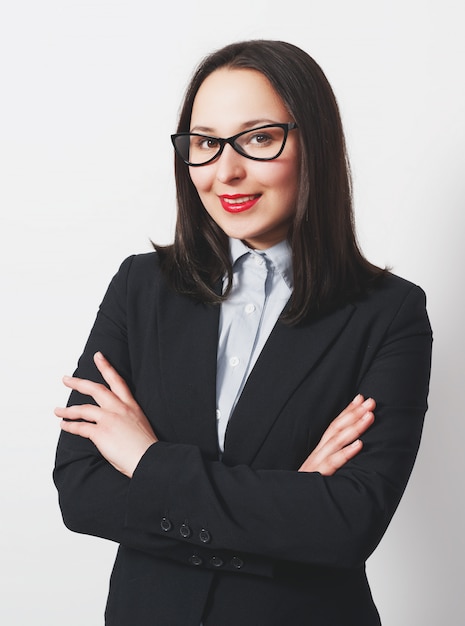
xmin=189 ymin=168 xmax=212 ymax=194
xmin=256 ymin=144 xmax=298 ymax=183
xmin=259 ymin=162 xmax=299 ymax=199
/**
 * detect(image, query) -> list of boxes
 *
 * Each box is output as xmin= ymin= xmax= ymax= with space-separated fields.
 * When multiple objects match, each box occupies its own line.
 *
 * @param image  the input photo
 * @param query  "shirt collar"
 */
xmin=228 ymin=238 xmax=293 ymax=290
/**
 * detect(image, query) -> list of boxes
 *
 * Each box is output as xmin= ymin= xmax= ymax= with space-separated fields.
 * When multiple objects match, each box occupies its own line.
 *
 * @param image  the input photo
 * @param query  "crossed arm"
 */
xmin=53 ymin=273 xmax=431 ymax=574
xmin=55 ymin=351 xmax=375 ymax=479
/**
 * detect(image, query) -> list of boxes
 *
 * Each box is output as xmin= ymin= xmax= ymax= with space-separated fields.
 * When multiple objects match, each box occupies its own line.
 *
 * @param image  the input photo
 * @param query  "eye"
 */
xmin=248 ymin=131 xmax=273 ymax=146
xmin=194 ymin=136 xmax=220 ymax=151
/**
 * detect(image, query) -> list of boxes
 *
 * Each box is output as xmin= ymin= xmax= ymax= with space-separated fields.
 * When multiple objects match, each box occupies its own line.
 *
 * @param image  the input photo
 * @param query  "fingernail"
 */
xmin=94 ymin=351 xmax=103 ymax=360
xmin=352 ymin=394 xmax=362 ymax=402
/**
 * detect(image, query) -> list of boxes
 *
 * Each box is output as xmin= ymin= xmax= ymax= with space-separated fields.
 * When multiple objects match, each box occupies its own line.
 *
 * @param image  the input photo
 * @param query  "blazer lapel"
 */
xmin=157 ymin=289 xmax=221 ymax=460
xmin=222 ymin=302 xmax=355 ymax=466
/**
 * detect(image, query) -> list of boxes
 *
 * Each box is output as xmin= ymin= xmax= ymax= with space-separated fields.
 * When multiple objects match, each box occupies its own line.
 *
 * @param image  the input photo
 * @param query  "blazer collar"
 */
xmin=221 ymin=302 xmax=355 ymax=466
xmin=157 ymin=277 xmax=355 ymax=466
xmin=157 ymin=287 xmax=221 ymax=460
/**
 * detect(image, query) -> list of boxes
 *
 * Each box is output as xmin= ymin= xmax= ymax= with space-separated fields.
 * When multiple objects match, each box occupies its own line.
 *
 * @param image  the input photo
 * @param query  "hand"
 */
xmin=54 ymin=352 xmax=158 ymax=478
xmin=298 ymin=395 xmax=375 ymax=475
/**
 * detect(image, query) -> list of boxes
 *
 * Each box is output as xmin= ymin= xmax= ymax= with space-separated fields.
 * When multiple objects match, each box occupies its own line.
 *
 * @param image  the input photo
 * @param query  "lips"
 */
xmin=219 ymin=194 xmax=261 ymax=213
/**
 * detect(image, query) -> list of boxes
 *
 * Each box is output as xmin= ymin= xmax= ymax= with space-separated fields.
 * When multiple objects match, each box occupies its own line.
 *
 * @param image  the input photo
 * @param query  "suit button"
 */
xmin=231 ymin=556 xmax=244 ymax=569
xmin=189 ymin=554 xmax=202 ymax=566
xmin=180 ymin=523 xmax=191 ymax=538
xmin=160 ymin=517 xmax=172 ymax=532
xmin=209 ymin=556 xmax=223 ymax=568
xmin=199 ymin=529 xmax=211 ymax=543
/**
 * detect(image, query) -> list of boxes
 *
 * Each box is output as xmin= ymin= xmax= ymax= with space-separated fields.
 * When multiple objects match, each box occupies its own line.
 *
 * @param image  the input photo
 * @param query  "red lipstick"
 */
xmin=219 ymin=194 xmax=260 ymax=213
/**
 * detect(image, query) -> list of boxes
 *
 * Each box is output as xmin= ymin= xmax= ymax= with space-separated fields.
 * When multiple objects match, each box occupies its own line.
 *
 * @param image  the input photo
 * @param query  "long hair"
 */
xmin=156 ymin=40 xmax=385 ymax=324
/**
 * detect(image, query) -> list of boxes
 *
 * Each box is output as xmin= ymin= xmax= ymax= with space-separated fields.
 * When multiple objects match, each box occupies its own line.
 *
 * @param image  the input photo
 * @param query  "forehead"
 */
xmin=190 ymin=67 xmax=290 ymax=134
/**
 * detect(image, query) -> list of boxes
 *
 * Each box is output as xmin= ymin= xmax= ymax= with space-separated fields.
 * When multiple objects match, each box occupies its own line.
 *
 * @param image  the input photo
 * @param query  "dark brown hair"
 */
xmin=156 ymin=39 xmax=385 ymax=324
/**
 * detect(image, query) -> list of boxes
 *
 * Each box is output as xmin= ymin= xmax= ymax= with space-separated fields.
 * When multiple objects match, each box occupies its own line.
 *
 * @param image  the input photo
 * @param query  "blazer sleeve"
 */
xmin=54 ymin=258 xmax=432 ymax=576
xmin=54 ymin=255 xmax=273 ymax=577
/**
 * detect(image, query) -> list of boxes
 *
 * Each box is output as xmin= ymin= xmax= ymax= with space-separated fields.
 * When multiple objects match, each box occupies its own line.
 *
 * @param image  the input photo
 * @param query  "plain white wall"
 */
xmin=1 ymin=0 xmax=464 ymax=623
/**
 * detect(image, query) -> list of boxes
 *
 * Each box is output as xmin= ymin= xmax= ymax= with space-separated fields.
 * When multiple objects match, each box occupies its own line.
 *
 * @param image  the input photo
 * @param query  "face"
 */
xmin=188 ymin=68 xmax=300 ymax=250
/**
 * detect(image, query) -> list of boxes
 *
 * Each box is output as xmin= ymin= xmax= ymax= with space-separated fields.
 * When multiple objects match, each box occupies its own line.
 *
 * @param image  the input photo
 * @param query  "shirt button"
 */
xmin=209 ymin=556 xmax=223 ymax=568
xmin=245 ymin=303 xmax=255 ymax=314
xmin=216 ymin=409 xmax=221 ymax=420
xmin=199 ymin=529 xmax=211 ymax=543
xmin=254 ymin=255 xmax=264 ymax=266
xmin=160 ymin=517 xmax=172 ymax=532
xmin=179 ymin=523 xmax=191 ymax=538
xmin=229 ymin=356 xmax=239 ymax=367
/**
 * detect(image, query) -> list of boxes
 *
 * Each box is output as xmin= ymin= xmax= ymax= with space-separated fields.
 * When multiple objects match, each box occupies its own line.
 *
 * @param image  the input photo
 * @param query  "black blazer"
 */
xmin=54 ymin=253 xmax=432 ymax=625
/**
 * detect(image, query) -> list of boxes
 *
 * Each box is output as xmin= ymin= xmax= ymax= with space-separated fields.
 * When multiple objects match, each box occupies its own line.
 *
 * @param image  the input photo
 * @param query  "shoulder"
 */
xmin=114 ymin=251 xmax=161 ymax=281
xmin=105 ymin=251 xmax=198 ymax=311
xmin=98 ymin=252 xmax=164 ymax=315
xmin=352 ymin=271 xmax=431 ymax=337
xmin=106 ymin=252 xmax=166 ymax=295
xmin=358 ymin=271 xmax=427 ymax=310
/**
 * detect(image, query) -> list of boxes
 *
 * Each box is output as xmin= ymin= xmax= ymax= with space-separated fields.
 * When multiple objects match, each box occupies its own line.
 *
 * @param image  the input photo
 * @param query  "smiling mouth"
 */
xmin=219 ymin=194 xmax=261 ymax=213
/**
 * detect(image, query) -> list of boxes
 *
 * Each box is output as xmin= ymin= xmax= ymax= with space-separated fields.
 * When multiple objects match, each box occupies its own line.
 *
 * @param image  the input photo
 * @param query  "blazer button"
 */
xmin=231 ymin=556 xmax=244 ymax=569
xmin=209 ymin=556 xmax=223 ymax=568
xmin=179 ymin=523 xmax=191 ymax=538
xmin=189 ymin=554 xmax=202 ymax=566
xmin=199 ymin=529 xmax=211 ymax=543
xmin=160 ymin=517 xmax=172 ymax=532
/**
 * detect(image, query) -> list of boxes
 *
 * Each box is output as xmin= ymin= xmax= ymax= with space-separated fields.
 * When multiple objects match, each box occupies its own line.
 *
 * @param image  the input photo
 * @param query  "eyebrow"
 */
xmin=190 ymin=119 xmax=282 ymax=135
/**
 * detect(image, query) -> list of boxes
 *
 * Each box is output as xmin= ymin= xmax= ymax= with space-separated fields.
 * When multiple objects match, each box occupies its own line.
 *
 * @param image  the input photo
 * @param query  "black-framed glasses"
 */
xmin=171 ymin=122 xmax=298 ymax=166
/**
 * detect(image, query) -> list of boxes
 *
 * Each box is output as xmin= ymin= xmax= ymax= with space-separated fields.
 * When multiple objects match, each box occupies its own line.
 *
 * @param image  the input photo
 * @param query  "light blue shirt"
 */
xmin=216 ymin=238 xmax=293 ymax=453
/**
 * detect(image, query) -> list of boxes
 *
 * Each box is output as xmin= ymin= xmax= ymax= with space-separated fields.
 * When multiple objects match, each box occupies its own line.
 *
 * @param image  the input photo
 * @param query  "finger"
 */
xmin=60 ymin=417 xmax=95 ymax=439
xmin=343 ymin=395 xmax=375 ymax=417
xmin=351 ymin=393 xmax=364 ymax=407
xmin=339 ymin=396 xmax=375 ymax=421
xmin=93 ymin=352 xmax=134 ymax=404
xmin=320 ymin=410 xmax=374 ymax=454
xmin=321 ymin=439 xmax=364 ymax=476
xmin=319 ymin=397 xmax=375 ymax=445
xmin=339 ymin=393 xmax=365 ymax=416
xmin=54 ymin=404 xmax=102 ymax=423
xmin=319 ymin=397 xmax=367 ymax=443
xmin=62 ymin=375 xmax=120 ymax=410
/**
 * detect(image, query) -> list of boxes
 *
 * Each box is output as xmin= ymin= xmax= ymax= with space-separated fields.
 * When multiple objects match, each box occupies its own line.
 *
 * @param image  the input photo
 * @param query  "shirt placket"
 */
xmin=216 ymin=252 xmax=269 ymax=450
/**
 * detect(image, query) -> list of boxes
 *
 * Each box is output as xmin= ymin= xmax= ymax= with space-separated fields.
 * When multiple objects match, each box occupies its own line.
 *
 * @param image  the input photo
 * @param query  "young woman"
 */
xmin=54 ymin=40 xmax=432 ymax=625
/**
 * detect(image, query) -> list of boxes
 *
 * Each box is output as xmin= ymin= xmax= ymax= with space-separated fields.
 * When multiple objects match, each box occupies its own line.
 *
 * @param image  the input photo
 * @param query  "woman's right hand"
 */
xmin=299 ymin=395 xmax=375 ymax=475
xmin=55 ymin=351 xmax=158 ymax=479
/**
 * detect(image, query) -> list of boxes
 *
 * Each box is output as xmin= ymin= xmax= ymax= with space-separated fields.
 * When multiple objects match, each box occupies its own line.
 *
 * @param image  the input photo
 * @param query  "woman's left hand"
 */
xmin=54 ymin=352 xmax=158 ymax=478
xmin=298 ymin=395 xmax=375 ymax=475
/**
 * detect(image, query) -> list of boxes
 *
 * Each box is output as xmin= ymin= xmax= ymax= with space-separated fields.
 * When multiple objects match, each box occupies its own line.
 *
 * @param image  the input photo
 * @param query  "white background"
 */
xmin=1 ymin=1 xmax=464 ymax=624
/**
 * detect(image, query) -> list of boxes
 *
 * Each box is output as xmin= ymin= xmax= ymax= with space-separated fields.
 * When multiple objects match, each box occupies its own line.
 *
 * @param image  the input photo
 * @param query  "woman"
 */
xmin=54 ymin=40 xmax=432 ymax=625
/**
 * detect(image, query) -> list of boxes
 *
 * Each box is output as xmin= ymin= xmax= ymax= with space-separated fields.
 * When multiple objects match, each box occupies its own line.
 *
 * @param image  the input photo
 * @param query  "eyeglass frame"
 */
xmin=170 ymin=122 xmax=298 ymax=167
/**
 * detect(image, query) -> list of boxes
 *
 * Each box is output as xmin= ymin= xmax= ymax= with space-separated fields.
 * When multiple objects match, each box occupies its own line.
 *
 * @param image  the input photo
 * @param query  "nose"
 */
xmin=215 ymin=143 xmax=246 ymax=184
